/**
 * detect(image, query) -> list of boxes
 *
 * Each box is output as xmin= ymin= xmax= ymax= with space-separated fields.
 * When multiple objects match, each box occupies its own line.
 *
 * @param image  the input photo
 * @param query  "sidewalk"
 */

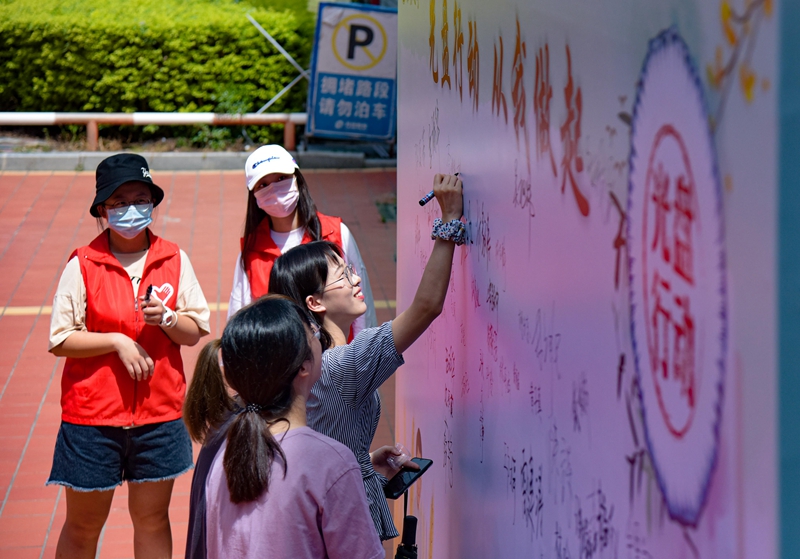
xmin=0 ymin=168 xmax=398 ymax=558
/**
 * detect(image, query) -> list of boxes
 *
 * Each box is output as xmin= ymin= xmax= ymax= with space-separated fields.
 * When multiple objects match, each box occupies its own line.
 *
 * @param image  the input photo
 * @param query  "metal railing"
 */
xmin=0 ymin=112 xmax=308 ymax=151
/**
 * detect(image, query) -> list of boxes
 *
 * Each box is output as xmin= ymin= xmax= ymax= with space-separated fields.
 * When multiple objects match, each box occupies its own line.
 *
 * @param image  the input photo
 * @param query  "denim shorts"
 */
xmin=47 ymin=419 xmax=193 ymax=492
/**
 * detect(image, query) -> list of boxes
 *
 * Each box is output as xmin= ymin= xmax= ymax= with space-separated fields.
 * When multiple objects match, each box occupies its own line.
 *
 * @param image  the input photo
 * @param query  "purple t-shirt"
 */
xmin=205 ymin=426 xmax=384 ymax=559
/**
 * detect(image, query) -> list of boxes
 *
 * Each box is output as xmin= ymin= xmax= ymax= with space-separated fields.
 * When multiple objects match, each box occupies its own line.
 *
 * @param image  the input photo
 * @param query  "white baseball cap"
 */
xmin=245 ymin=145 xmax=299 ymax=191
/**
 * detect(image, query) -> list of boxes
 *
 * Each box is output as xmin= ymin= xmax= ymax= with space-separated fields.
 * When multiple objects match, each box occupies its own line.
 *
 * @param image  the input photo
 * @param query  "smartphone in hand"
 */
xmin=383 ymin=457 xmax=433 ymax=500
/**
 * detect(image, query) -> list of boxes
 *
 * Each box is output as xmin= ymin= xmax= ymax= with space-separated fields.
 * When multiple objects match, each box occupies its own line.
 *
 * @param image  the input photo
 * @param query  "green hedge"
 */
xmin=0 ymin=0 xmax=314 ymax=118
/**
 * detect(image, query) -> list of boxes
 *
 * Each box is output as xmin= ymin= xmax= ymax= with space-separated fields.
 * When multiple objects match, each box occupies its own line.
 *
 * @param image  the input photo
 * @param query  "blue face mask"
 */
xmin=106 ymin=203 xmax=153 ymax=239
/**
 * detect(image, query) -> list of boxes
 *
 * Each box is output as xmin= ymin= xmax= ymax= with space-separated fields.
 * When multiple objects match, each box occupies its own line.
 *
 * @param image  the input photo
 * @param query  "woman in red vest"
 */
xmin=47 ymin=154 xmax=210 ymax=559
xmin=227 ymin=145 xmax=377 ymax=335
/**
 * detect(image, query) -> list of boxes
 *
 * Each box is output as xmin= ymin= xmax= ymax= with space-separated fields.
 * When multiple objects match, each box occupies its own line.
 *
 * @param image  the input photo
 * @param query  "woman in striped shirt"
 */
xmin=269 ymin=173 xmax=464 ymax=540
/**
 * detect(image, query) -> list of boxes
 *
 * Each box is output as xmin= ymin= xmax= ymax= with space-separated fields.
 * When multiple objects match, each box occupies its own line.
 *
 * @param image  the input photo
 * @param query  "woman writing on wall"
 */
xmin=47 ymin=153 xmax=210 ymax=559
xmin=184 ymin=296 xmax=385 ymax=559
xmin=268 ymin=173 xmax=464 ymax=540
xmin=227 ymin=144 xmax=377 ymax=335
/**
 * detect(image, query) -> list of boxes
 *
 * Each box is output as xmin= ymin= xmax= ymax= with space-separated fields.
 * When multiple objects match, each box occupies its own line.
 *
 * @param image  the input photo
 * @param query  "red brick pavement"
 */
xmin=0 ymin=168 xmax=398 ymax=558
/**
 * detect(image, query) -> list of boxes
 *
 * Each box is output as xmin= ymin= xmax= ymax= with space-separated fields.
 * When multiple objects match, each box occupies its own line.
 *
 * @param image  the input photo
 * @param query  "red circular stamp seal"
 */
xmin=642 ymin=124 xmax=699 ymax=439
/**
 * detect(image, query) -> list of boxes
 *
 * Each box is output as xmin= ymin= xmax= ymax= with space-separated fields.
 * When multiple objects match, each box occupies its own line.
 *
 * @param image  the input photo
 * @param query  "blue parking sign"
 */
xmin=307 ymin=3 xmax=397 ymax=141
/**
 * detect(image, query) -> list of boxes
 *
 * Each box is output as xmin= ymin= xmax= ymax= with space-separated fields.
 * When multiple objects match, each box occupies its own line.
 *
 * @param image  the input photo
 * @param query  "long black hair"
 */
xmin=268 ymin=240 xmax=343 ymax=350
xmin=240 ymin=169 xmax=320 ymax=275
xmin=184 ymin=295 xmax=314 ymax=503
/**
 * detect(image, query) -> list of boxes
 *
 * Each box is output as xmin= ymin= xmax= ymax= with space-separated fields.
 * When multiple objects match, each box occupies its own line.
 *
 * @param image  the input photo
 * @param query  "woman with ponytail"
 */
xmin=184 ymin=296 xmax=384 ymax=559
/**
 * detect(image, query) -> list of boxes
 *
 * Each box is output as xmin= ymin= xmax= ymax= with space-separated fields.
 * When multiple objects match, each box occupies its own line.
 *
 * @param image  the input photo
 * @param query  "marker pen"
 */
xmin=418 ymin=191 xmax=435 ymax=206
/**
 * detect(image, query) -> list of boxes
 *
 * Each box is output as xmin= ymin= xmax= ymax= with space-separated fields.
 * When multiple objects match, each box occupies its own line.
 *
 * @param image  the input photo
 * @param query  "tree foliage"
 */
xmin=0 ymin=0 xmax=314 ymax=116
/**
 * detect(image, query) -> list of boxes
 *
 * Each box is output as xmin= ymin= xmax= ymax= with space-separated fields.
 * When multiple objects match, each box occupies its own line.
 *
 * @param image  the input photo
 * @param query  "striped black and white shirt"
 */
xmin=307 ymin=321 xmax=404 ymax=541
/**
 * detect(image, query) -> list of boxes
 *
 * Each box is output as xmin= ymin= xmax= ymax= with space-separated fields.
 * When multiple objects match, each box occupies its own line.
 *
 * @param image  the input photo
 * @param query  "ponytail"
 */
xmin=183 ymin=339 xmax=235 ymax=443
xmin=223 ymin=411 xmax=289 ymax=504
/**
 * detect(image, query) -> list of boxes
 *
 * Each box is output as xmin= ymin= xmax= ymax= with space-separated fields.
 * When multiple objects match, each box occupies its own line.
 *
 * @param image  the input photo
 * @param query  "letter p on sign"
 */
xmin=348 ymin=25 xmax=374 ymax=59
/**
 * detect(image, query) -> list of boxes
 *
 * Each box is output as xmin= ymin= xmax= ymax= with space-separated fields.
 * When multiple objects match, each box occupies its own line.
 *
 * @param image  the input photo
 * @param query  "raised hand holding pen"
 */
xmin=419 ymin=172 xmax=460 ymax=207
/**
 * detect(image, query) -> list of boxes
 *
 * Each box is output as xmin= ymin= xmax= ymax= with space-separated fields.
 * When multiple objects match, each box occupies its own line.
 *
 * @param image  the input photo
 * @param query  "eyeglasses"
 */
xmin=309 ymin=321 xmax=321 ymax=340
xmin=323 ymin=263 xmax=358 ymax=290
xmin=104 ymin=198 xmax=153 ymax=211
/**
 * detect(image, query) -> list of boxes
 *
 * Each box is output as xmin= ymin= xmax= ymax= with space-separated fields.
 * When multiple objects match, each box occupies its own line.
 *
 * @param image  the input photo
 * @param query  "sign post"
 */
xmin=306 ymin=2 xmax=397 ymax=142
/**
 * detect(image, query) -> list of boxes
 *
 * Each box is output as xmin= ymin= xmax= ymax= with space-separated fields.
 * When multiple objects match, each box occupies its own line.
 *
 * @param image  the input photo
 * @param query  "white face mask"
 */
xmin=106 ymin=203 xmax=153 ymax=239
xmin=254 ymin=177 xmax=300 ymax=218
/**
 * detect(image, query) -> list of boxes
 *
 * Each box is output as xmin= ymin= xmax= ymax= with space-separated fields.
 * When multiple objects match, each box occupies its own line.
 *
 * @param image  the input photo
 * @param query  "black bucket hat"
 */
xmin=90 ymin=153 xmax=164 ymax=217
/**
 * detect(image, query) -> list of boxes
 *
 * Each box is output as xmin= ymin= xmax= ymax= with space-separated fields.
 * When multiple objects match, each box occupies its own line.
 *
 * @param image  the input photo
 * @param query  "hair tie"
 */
xmin=245 ymin=402 xmax=264 ymax=414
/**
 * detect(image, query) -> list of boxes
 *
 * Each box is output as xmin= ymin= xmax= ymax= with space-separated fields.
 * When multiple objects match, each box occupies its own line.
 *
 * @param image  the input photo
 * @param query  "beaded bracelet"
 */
xmin=431 ymin=218 xmax=467 ymax=246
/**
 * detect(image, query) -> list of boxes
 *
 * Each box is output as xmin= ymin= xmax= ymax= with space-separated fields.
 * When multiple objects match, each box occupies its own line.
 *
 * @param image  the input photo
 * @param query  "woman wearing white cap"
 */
xmin=228 ymin=145 xmax=377 ymax=335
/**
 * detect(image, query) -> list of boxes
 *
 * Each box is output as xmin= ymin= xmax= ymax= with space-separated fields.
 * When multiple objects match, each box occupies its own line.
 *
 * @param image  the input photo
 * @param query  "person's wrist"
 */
xmin=431 ymin=218 xmax=467 ymax=245
xmin=111 ymin=333 xmax=122 ymax=352
xmin=160 ymin=307 xmax=178 ymax=329
xmin=111 ymin=333 xmax=129 ymax=353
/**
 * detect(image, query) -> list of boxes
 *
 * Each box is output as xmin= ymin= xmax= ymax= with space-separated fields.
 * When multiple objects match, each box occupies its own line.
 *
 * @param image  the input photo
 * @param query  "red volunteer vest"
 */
xmin=243 ymin=212 xmax=343 ymax=299
xmin=60 ymin=230 xmax=185 ymax=427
